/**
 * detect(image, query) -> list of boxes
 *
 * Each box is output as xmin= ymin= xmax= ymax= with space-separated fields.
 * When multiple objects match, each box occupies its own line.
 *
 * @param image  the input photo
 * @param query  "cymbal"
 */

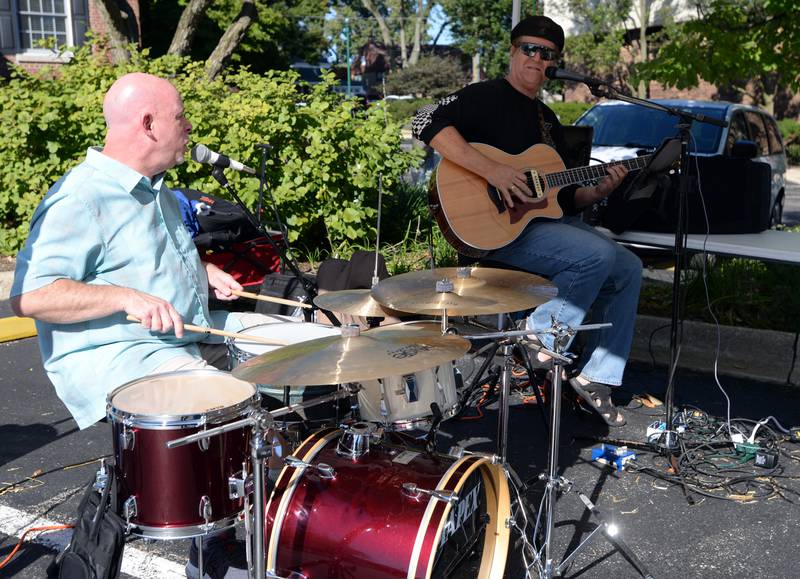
xmin=370 ymin=267 xmax=557 ymax=316
xmin=231 ymin=322 xmax=470 ymax=386
xmin=314 ymin=289 xmax=404 ymax=318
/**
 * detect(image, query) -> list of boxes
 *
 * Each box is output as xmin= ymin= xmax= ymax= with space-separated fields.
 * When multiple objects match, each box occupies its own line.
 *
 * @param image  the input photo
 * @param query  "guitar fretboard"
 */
xmin=544 ymin=155 xmax=653 ymax=188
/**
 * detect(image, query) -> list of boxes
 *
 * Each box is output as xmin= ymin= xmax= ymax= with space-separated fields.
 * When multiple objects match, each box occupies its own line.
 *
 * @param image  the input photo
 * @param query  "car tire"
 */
xmin=770 ymin=194 xmax=784 ymax=228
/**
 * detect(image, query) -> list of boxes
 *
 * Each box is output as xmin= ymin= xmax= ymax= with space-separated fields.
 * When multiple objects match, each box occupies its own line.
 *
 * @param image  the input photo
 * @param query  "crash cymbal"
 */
xmin=314 ymin=289 xmax=405 ymax=318
xmin=370 ymin=267 xmax=557 ymax=316
xmin=231 ymin=322 xmax=470 ymax=386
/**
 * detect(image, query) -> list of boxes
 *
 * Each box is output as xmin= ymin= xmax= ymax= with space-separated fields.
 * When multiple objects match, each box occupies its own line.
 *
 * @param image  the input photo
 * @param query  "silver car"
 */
xmin=575 ymin=100 xmax=787 ymax=227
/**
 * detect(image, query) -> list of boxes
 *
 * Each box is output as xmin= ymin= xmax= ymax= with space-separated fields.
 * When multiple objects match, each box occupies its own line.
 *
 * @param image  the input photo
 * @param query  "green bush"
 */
xmin=383 ymin=55 xmax=469 ymax=99
xmin=0 ymin=42 xmax=421 ymax=255
xmin=385 ymin=98 xmax=434 ymax=125
xmin=778 ymin=118 xmax=800 ymax=164
xmin=549 ymin=101 xmax=593 ymax=126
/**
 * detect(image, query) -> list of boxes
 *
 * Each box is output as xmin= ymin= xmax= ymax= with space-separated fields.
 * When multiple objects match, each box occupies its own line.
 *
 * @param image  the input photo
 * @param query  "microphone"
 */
xmin=545 ymin=66 xmax=605 ymax=87
xmin=191 ymin=144 xmax=257 ymax=175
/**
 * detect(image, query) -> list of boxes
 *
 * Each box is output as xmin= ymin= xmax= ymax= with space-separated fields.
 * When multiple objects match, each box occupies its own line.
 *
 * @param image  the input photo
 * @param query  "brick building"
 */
xmin=0 ymin=0 xmax=140 ymax=72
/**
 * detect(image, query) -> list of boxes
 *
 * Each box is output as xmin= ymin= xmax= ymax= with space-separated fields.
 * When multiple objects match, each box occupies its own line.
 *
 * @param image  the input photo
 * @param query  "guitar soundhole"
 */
xmin=486 ymin=185 xmax=506 ymax=214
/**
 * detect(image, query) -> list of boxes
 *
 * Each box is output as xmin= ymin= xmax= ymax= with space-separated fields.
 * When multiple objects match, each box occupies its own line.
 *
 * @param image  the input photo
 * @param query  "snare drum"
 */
xmin=227 ymin=321 xmax=349 ymax=426
xmin=265 ymin=428 xmax=510 ymax=578
xmin=107 ymin=370 xmax=257 ymax=539
xmin=358 ymin=363 xmax=461 ymax=430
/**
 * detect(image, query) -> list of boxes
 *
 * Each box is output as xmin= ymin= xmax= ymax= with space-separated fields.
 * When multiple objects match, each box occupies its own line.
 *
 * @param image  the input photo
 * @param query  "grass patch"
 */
xmin=639 ymin=250 xmax=800 ymax=333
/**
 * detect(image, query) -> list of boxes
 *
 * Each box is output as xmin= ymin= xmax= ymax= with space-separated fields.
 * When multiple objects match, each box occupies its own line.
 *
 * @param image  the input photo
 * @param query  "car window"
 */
xmin=724 ymin=112 xmax=750 ymax=155
xmin=576 ymin=104 xmax=724 ymax=153
xmin=744 ymin=111 xmax=769 ymax=155
xmin=764 ymin=115 xmax=784 ymax=154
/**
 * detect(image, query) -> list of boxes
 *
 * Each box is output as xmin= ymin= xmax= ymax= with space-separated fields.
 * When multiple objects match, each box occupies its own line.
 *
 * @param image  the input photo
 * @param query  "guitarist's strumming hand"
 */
xmin=575 ymin=163 xmax=628 ymax=210
xmin=486 ymin=162 xmax=533 ymax=209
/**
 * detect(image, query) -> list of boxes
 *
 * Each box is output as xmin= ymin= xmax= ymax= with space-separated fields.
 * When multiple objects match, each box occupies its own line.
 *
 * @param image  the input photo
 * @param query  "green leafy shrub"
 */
xmin=778 ymin=118 xmax=800 ymax=165
xmin=383 ymin=55 xmax=469 ymax=99
xmin=549 ymin=101 xmax=593 ymax=126
xmin=385 ymin=98 xmax=434 ymax=124
xmin=0 ymin=42 xmax=421 ymax=255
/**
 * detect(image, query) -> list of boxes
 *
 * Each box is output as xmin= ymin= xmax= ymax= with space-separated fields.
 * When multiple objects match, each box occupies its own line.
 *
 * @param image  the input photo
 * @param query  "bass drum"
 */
xmin=265 ymin=429 xmax=510 ymax=578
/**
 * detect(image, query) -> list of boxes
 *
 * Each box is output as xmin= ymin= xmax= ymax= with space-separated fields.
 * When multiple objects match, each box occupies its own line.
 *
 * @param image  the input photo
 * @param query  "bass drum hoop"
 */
xmin=265 ymin=429 xmax=510 ymax=579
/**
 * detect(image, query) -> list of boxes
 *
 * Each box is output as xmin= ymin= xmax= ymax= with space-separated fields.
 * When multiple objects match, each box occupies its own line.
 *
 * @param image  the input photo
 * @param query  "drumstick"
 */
xmin=230 ymin=289 xmax=312 ymax=309
xmin=126 ymin=315 xmax=290 ymax=346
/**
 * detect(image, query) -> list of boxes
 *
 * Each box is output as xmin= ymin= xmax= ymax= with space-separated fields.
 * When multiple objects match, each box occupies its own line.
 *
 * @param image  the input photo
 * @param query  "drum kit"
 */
xmin=104 ymin=266 xmax=651 ymax=579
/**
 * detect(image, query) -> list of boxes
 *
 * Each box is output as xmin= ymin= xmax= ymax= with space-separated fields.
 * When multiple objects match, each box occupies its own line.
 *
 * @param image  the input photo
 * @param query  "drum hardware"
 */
xmin=336 ymin=421 xmax=376 ymax=459
xmin=168 ymin=404 xmax=274 ymax=579
xmin=283 ymin=456 xmax=337 ymax=479
xmin=520 ymin=320 xmax=653 ymax=579
xmin=401 ymin=482 xmax=460 ymax=504
xmin=123 ymin=496 xmax=137 ymax=531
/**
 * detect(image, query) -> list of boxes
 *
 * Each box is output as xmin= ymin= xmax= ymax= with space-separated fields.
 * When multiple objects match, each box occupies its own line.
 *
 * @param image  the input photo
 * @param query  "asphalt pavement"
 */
xmin=2 ymin=294 xmax=800 ymax=578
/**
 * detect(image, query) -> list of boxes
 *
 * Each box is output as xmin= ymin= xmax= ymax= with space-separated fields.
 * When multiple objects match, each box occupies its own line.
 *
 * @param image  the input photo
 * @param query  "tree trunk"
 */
xmin=472 ymin=52 xmax=480 ymax=83
xmin=360 ymin=0 xmax=393 ymax=48
xmin=168 ymin=0 xmax=214 ymax=56
xmin=398 ymin=3 xmax=408 ymax=68
xmin=205 ymin=0 xmax=257 ymax=80
xmin=408 ymin=0 xmax=424 ymax=66
xmin=95 ymin=0 xmax=131 ymax=64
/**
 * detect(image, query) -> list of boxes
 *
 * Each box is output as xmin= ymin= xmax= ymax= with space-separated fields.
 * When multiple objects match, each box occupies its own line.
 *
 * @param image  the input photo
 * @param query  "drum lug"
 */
xmin=199 ymin=495 xmax=213 ymax=529
xmin=123 ymin=496 xmax=137 ymax=529
xmin=120 ymin=424 xmax=135 ymax=450
xmin=284 ymin=456 xmax=337 ymax=480
xmin=402 ymin=482 xmax=460 ymax=505
xmin=197 ymin=433 xmax=210 ymax=452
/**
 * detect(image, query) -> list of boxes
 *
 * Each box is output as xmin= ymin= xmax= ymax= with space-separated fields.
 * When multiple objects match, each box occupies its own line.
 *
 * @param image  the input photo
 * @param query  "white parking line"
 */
xmin=0 ymin=504 xmax=186 ymax=578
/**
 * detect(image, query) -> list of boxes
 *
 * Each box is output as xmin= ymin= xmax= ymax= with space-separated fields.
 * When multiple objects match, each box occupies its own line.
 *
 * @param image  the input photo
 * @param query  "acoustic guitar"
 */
xmin=428 ymin=142 xmax=653 ymax=257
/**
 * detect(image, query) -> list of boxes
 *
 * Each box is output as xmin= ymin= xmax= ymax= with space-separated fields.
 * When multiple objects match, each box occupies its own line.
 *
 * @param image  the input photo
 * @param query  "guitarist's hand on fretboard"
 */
xmin=575 ymin=162 xmax=629 ymax=209
xmin=486 ymin=162 xmax=534 ymax=209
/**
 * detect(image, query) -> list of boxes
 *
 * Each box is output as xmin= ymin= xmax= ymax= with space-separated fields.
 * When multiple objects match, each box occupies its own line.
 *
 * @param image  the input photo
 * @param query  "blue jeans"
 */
xmin=488 ymin=216 xmax=642 ymax=386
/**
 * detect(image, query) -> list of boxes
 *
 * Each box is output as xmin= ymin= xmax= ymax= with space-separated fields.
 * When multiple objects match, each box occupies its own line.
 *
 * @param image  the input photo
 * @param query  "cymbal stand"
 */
xmin=530 ymin=321 xmax=652 ymax=579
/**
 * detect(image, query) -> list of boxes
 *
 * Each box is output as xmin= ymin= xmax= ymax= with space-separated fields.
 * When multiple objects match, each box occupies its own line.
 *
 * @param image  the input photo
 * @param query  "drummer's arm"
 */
xmin=204 ymin=262 xmax=242 ymax=301
xmin=11 ymin=279 xmax=186 ymax=337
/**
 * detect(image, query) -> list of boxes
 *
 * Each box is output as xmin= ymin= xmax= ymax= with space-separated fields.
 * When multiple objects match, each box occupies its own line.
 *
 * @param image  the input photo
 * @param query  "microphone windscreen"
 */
xmin=191 ymin=144 xmax=211 ymax=163
xmin=544 ymin=66 xmax=559 ymax=80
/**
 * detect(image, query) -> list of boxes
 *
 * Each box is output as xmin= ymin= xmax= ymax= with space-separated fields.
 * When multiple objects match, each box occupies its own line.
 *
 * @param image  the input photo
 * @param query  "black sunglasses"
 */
xmin=514 ymin=42 xmax=558 ymax=61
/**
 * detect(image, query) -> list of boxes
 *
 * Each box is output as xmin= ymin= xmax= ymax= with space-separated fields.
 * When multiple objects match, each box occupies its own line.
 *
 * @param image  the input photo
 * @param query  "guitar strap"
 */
xmin=537 ymin=100 xmax=556 ymax=148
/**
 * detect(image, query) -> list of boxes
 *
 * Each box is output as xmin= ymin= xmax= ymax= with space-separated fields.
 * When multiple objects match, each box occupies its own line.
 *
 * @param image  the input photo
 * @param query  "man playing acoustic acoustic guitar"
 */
xmin=412 ymin=15 xmax=641 ymax=426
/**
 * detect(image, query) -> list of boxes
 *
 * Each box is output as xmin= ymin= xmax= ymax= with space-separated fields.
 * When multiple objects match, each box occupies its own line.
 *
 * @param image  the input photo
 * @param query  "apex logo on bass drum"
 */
xmin=439 ymin=480 xmax=483 ymax=549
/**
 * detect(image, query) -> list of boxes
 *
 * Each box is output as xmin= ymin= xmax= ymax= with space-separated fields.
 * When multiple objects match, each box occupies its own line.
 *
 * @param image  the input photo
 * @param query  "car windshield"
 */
xmin=576 ymin=104 xmax=726 ymax=154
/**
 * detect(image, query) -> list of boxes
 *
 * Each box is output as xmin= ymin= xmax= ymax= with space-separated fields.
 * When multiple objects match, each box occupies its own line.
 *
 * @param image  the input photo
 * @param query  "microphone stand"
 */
xmin=584 ymin=81 xmax=727 ymax=455
xmin=209 ymin=166 xmax=340 ymax=326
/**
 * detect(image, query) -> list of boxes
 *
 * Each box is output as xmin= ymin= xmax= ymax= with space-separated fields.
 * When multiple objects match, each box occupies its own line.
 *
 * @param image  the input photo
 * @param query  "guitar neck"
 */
xmin=544 ymin=155 xmax=652 ymax=189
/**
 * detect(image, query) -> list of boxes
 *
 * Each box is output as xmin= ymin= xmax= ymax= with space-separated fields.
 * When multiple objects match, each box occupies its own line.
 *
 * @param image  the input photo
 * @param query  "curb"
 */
xmin=630 ymin=314 xmax=799 ymax=386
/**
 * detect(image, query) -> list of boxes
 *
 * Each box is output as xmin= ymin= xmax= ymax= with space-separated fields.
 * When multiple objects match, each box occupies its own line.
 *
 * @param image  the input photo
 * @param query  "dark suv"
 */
xmin=575 ymin=100 xmax=787 ymax=227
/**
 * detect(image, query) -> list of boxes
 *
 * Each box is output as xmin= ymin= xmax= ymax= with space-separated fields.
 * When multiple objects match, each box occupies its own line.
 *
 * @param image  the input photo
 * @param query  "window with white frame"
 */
xmin=17 ymin=0 xmax=70 ymax=50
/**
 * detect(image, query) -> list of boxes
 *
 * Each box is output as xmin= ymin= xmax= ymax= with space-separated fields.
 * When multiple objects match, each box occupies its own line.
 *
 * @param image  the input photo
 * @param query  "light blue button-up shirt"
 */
xmin=12 ymin=148 xmax=230 ymax=429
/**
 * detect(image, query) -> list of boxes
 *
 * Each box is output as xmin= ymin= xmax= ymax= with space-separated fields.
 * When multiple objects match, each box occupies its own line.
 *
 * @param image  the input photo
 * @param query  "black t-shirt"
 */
xmin=412 ymin=78 xmax=579 ymax=213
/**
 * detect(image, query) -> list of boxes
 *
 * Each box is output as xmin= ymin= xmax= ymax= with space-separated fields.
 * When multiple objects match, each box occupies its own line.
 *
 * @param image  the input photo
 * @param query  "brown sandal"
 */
xmin=569 ymin=379 xmax=626 ymax=427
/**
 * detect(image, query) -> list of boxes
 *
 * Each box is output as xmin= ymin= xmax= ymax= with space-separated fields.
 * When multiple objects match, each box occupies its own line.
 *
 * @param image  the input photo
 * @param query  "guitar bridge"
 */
xmin=486 ymin=185 xmax=506 ymax=214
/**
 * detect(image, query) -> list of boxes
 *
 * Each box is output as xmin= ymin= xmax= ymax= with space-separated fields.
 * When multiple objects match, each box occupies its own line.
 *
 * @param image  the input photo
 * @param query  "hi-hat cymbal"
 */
xmin=314 ymin=289 xmax=404 ymax=318
xmin=370 ymin=267 xmax=557 ymax=316
xmin=231 ymin=322 xmax=469 ymax=386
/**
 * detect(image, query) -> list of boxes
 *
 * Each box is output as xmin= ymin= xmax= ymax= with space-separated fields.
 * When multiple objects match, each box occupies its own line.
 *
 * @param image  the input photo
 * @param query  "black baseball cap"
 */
xmin=511 ymin=15 xmax=565 ymax=53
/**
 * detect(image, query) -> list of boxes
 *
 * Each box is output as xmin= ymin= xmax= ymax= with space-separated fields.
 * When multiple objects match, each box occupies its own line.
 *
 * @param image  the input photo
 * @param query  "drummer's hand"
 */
xmin=204 ymin=262 xmax=243 ymax=301
xmin=123 ymin=289 xmax=185 ymax=338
